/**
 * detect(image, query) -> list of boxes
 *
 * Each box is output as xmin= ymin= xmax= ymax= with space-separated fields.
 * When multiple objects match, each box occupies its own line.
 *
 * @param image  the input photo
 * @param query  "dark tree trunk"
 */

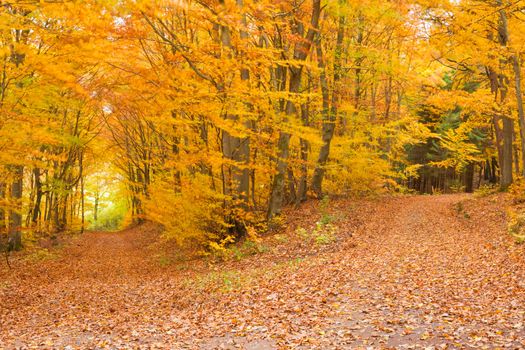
xmin=31 ymin=168 xmax=43 ymax=225
xmin=80 ymin=153 xmax=85 ymax=233
xmin=464 ymin=163 xmax=475 ymax=193
xmin=9 ymin=166 xmax=23 ymax=251
xmin=491 ymin=157 xmax=499 ymax=184
xmin=0 ymin=183 xmax=5 ymax=248
xmin=494 ymin=4 xmax=513 ymax=189
xmin=501 ymin=116 xmax=514 ymax=188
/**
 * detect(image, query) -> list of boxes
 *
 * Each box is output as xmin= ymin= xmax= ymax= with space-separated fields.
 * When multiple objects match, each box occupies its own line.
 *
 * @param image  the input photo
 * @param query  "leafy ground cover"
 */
xmin=1 ymin=194 xmax=524 ymax=349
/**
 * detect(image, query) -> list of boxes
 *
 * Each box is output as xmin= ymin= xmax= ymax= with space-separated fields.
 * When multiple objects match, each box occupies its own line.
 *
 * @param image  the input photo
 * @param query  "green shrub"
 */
xmin=508 ymin=210 xmax=525 ymax=244
xmin=24 ymin=248 xmax=58 ymax=262
xmin=474 ymin=184 xmax=498 ymax=198
xmin=449 ymin=179 xmax=465 ymax=193
xmin=318 ymin=195 xmax=336 ymax=225
xmin=274 ymin=234 xmax=288 ymax=243
xmin=296 ymin=221 xmax=337 ymax=246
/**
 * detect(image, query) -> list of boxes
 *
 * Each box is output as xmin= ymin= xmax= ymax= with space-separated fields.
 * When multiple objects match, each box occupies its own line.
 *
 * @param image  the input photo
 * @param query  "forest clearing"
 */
xmin=2 ymin=0 xmax=525 ymax=348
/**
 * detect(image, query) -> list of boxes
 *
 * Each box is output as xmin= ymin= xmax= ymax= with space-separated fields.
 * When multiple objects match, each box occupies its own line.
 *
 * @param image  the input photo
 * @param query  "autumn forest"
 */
xmin=1 ymin=0 xmax=525 ymax=348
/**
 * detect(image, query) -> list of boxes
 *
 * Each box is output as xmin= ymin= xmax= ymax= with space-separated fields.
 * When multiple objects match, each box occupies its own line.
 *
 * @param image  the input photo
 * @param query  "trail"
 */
xmin=1 ymin=194 xmax=524 ymax=349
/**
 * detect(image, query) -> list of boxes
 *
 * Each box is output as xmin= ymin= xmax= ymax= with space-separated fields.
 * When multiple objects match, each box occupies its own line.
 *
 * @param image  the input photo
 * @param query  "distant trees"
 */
xmin=407 ymin=0 xmax=525 ymax=193
xmin=0 ymin=2 xmax=102 ymax=248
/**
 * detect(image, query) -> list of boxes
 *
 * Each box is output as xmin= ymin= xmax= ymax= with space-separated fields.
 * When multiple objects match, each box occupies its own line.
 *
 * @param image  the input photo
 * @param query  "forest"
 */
xmin=1 ymin=0 xmax=525 ymax=349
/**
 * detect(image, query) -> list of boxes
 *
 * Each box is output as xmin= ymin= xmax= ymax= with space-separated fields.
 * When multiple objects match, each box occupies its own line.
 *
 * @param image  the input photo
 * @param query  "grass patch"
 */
xmin=184 ymin=257 xmax=305 ymax=293
xmin=295 ymin=221 xmax=337 ymax=246
xmin=157 ymin=254 xmax=173 ymax=267
xmin=474 ymin=184 xmax=498 ymax=198
xmin=454 ymin=201 xmax=470 ymax=219
xmin=273 ymin=234 xmax=288 ymax=244
xmin=23 ymin=248 xmax=59 ymax=262
xmin=207 ymin=236 xmax=270 ymax=262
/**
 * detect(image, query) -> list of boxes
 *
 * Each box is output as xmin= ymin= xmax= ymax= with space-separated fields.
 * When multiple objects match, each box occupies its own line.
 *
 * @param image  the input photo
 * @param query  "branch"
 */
xmin=141 ymin=12 xmax=218 ymax=88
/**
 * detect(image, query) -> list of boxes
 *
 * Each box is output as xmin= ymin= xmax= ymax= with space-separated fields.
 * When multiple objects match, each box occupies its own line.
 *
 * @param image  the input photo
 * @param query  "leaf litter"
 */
xmin=1 ymin=194 xmax=524 ymax=349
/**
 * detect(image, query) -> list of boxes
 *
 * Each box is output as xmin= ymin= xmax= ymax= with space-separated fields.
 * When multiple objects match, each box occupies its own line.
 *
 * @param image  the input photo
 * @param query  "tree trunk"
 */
xmin=501 ymin=116 xmax=514 ymax=188
xmin=512 ymin=54 xmax=525 ymax=177
xmin=217 ymin=0 xmax=251 ymax=236
xmin=31 ymin=167 xmax=43 ymax=225
xmin=9 ymin=166 xmax=23 ymax=250
xmin=296 ymin=138 xmax=309 ymax=204
xmin=296 ymin=98 xmax=310 ymax=204
xmin=491 ymin=157 xmax=499 ymax=184
xmin=497 ymin=2 xmax=513 ymax=189
xmin=0 ymin=183 xmax=5 ymax=248
xmin=94 ymin=193 xmax=99 ymax=223
xmin=464 ymin=163 xmax=475 ymax=193
xmin=483 ymin=2 xmax=514 ymax=189
xmin=80 ymin=153 xmax=85 ymax=233
xmin=311 ymin=10 xmax=344 ymax=197
xmin=268 ymin=0 xmax=321 ymax=219
xmin=268 ymin=130 xmax=292 ymax=218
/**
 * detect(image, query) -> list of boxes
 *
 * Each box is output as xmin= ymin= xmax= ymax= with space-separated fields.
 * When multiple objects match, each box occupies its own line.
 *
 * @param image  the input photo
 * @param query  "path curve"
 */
xmin=1 ymin=194 xmax=524 ymax=349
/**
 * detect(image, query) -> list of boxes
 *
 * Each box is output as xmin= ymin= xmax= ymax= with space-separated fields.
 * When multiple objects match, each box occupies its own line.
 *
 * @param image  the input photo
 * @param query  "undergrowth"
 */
xmin=184 ymin=257 xmax=304 ymax=293
xmin=295 ymin=196 xmax=338 ymax=246
xmin=23 ymin=247 xmax=60 ymax=262
xmin=205 ymin=226 xmax=270 ymax=262
xmin=454 ymin=201 xmax=471 ymax=219
xmin=474 ymin=184 xmax=498 ymax=198
xmin=507 ymin=210 xmax=525 ymax=244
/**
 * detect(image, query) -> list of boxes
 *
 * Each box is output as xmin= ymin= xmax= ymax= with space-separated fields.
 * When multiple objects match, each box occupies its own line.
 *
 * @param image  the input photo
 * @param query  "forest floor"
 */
xmin=1 ymin=194 xmax=525 ymax=349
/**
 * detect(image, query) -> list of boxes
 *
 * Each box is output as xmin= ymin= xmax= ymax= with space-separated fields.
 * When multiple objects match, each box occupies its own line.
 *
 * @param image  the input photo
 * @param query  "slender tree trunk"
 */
xmin=9 ymin=166 xmax=23 ymax=250
xmin=492 ymin=157 xmax=499 ymax=184
xmin=496 ymin=2 xmax=514 ymax=189
xmin=94 ymin=193 xmax=99 ymax=223
xmin=311 ymin=41 xmax=333 ymax=197
xmin=513 ymin=131 xmax=520 ymax=175
xmin=31 ymin=168 xmax=43 ymax=225
xmin=287 ymin=168 xmax=297 ymax=204
xmin=79 ymin=153 xmax=85 ymax=233
xmin=512 ymin=54 xmax=525 ymax=177
xmin=0 ymin=183 xmax=5 ymax=248
xmin=61 ymin=193 xmax=69 ymax=229
xmin=296 ymin=94 xmax=310 ymax=204
xmin=464 ymin=163 xmax=475 ymax=193
xmin=5 ymin=22 xmax=29 ymax=249
xmin=53 ymin=197 xmax=60 ymax=232
xmin=268 ymin=68 xmax=301 ymax=217
xmin=501 ymin=116 xmax=514 ymax=188
xmin=346 ymin=13 xmax=364 ymax=137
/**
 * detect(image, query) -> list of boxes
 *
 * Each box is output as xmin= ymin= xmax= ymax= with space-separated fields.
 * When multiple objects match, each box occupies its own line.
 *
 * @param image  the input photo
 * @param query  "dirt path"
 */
xmin=1 ymin=194 xmax=524 ymax=349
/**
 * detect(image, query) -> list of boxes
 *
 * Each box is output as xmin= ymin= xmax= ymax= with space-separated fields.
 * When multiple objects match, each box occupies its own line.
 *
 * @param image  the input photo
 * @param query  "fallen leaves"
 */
xmin=0 ymin=194 xmax=524 ymax=349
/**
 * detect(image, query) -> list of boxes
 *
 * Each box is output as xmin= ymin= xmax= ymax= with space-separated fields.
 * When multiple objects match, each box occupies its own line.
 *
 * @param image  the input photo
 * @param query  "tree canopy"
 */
xmin=1 ymin=0 xmax=525 ymax=249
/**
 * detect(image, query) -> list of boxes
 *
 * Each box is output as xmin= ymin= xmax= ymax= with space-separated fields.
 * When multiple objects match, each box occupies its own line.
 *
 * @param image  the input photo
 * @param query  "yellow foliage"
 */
xmin=2 ymin=0 xmax=525 ymax=249
xmin=145 ymin=174 xmax=227 ymax=246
